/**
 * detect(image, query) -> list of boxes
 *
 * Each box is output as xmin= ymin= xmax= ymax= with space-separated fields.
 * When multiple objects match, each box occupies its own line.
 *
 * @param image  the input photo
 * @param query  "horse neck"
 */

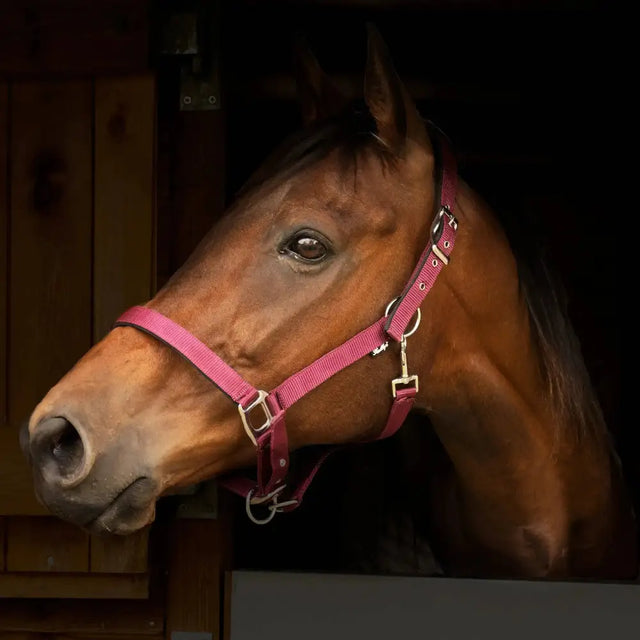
xmin=416 ymin=180 xmax=564 ymax=446
xmin=408 ymin=180 xmax=633 ymax=577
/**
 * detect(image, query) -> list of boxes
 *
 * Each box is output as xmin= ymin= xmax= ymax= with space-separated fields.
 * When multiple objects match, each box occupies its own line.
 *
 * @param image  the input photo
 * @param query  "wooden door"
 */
xmin=0 ymin=74 xmax=155 ymax=598
xmin=0 ymin=5 xmax=230 ymax=638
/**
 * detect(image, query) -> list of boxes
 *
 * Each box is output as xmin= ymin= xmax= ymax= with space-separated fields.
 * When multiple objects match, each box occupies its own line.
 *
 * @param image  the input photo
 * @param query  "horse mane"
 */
xmin=497 ymin=209 xmax=608 ymax=442
xmin=240 ymin=102 xmax=608 ymax=442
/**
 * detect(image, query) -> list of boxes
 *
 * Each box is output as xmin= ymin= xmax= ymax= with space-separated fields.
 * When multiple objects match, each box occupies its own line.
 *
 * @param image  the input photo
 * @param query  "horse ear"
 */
xmin=293 ymin=35 xmax=349 ymax=125
xmin=364 ymin=24 xmax=426 ymax=153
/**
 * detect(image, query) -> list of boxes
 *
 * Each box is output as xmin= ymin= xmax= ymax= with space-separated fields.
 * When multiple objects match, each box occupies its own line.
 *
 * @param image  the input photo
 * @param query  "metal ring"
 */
xmin=384 ymin=296 xmax=401 ymax=317
xmin=245 ymin=487 xmax=280 ymax=525
xmin=384 ymin=297 xmax=421 ymax=339
xmin=403 ymin=308 xmax=421 ymax=338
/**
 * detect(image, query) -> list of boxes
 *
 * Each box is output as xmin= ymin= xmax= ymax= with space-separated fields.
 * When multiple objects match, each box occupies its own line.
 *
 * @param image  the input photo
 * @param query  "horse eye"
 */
xmin=283 ymin=235 xmax=328 ymax=262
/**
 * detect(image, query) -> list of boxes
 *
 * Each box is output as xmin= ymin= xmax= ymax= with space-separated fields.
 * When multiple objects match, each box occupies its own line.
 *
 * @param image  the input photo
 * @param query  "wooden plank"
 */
xmin=157 ymin=111 xmax=226 ymax=286
xmin=0 ymin=572 xmax=148 ymax=599
xmin=93 ymin=75 xmax=155 ymax=340
xmin=0 ymin=1 xmax=150 ymax=76
xmin=7 ymin=80 xmax=92 ymax=428
xmin=223 ymin=571 xmax=232 ymax=640
xmin=6 ymin=516 xmax=89 ymax=572
xmin=0 ymin=429 xmax=48 ymax=515
xmin=165 ymin=519 xmax=225 ymax=635
xmin=174 ymin=111 xmax=226 ymax=268
xmin=159 ymin=84 xmax=230 ymax=634
xmin=0 ymin=598 xmax=162 ymax=633
xmin=90 ymin=528 xmax=149 ymax=574
xmin=0 ymin=517 xmax=5 ymax=572
xmin=0 ymin=82 xmax=7 ymax=426
xmin=0 ymin=635 xmax=163 ymax=640
xmin=219 ymin=493 xmax=234 ymax=640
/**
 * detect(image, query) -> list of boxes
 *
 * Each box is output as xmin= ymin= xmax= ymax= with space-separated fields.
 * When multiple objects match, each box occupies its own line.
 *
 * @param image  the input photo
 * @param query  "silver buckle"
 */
xmin=245 ymin=486 xmax=299 ymax=525
xmin=430 ymin=206 xmax=457 ymax=267
xmin=431 ymin=205 xmax=458 ymax=241
xmin=238 ymin=390 xmax=272 ymax=446
xmin=441 ymin=205 xmax=458 ymax=230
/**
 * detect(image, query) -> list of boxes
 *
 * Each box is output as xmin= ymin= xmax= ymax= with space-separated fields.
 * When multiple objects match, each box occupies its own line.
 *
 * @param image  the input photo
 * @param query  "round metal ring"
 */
xmin=384 ymin=296 xmax=401 ymax=317
xmin=403 ymin=307 xmax=421 ymax=338
xmin=245 ymin=489 xmax=278 ymax=525
xmin=384 ymin=297 xmax=421 ymax=339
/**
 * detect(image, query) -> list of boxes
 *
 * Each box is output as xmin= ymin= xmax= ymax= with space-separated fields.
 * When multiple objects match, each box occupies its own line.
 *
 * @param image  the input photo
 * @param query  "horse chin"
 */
xmin=84 ymin=477 xmax=158 ymax=535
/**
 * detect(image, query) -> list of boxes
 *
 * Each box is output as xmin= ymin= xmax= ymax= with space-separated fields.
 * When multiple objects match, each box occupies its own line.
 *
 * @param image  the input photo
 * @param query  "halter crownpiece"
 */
xmin=114 ymin=130 xmax=458 ymax=525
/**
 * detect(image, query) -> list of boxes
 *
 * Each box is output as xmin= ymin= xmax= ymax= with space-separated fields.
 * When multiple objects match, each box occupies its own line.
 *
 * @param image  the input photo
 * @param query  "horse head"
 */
xmin=23 ymin=27 xmax=454 ymax=534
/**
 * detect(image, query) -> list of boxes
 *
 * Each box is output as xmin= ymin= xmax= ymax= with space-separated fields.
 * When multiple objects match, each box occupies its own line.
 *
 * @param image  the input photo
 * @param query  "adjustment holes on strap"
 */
xmin=444 ymin=240 xmax=451 ymax=249
xmin=418 ymin=282 xmax=426 ymax=291
xmin=432 ymin=259 xmax=438 ymax=267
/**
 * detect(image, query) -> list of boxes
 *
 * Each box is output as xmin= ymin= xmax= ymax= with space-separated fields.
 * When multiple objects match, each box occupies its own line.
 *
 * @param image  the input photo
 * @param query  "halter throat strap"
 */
xmin=114 ymin=131 xmax=458 ymax=524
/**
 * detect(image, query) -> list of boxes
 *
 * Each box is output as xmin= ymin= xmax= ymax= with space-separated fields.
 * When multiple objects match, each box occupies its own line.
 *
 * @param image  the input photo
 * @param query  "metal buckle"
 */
xmin=441 ymin=205 xmax=458 ymax=230
xmin=430 ymin=206 xmax=457 ymax=267
xmin=391 ymin=374 xmax=419 ymax=398
xmin=238 ymin=390 xmax=272 ymax=446
xmin=430 ymin=205 xmax=458 ymax=241
xmin=245 ymin=485 xmax=299 ymax=525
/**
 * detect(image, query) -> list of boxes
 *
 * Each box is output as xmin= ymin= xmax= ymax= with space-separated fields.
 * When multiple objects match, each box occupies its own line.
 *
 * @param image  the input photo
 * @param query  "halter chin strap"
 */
xmin=114 ymin=131 xmax=458 ymax=525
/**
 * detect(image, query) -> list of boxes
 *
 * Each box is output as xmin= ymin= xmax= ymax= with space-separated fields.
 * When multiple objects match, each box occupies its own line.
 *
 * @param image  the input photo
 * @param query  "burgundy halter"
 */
xmin=115 ymin=132 xmax=458 ymax=524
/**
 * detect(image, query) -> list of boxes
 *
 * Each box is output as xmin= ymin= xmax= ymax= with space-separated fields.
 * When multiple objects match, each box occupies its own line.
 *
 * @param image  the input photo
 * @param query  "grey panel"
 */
xmin=229 ymin=571 xmax=639 ymax=640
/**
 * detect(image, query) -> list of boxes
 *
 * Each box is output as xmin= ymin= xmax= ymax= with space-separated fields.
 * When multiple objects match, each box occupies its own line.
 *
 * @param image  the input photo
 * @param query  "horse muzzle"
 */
xmin=22 ymin=414 xmax=158 ymax=534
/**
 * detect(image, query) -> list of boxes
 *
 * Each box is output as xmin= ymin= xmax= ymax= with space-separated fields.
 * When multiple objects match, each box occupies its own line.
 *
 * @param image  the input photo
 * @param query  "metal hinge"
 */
xmin=157 ymin=1 xmax=221 ymax=111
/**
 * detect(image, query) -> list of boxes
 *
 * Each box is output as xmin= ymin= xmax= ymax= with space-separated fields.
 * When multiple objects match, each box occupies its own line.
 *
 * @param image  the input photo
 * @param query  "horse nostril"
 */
xmin=51 ymin=423 xmax=83 ymax=467
xmin=31 ymin=417 xmax=88 ymax=484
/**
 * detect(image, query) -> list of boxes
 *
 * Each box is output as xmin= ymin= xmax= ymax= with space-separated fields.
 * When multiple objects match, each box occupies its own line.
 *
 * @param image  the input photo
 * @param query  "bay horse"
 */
xmin=21 ymin=27 xmax=636 ymax=579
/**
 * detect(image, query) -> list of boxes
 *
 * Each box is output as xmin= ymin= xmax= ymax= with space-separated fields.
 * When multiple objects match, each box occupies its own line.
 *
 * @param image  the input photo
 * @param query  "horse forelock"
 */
xmin=238 ymin=100 xmax=399 ymax=198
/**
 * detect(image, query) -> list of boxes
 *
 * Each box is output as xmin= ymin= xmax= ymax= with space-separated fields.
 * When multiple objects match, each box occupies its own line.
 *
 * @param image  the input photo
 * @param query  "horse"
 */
xmin=21 ymin=26 xmax=636 ymax=579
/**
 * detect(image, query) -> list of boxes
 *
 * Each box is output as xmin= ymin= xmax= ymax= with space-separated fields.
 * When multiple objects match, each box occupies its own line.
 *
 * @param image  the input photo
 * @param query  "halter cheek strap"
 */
xmin=114 ymin=132 xmax=457 ymax=525
xmin=385 ymin=136 xmax=458 ymax=340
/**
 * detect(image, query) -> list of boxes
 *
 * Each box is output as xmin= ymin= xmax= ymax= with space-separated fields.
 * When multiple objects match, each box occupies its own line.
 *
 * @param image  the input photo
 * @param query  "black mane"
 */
xmin=501 ymin=211 xmax=608 ymax=440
